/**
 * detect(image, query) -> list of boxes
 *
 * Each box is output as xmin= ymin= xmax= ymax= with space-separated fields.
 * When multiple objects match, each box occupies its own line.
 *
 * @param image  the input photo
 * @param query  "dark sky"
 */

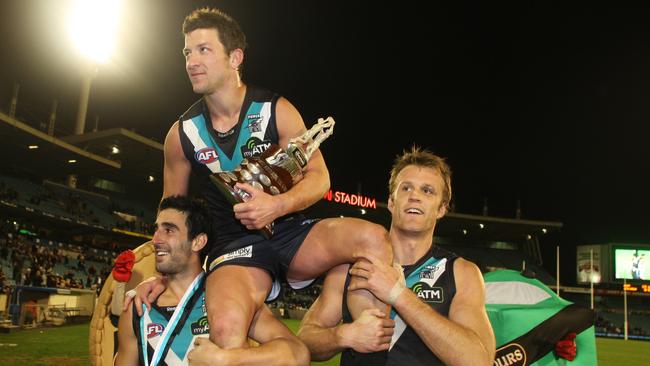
xmin=1 ymin=1 xmax=650 ymax=254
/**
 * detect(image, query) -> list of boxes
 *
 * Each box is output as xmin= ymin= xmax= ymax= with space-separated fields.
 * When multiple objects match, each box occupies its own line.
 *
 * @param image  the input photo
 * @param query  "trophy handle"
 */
xmin=288 ymin=117 xmax=335 ymax=160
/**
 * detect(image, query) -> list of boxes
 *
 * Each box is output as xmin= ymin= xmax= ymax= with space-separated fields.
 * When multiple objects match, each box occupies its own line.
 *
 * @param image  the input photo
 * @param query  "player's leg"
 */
xmin=287 ymin=217 xmax=392 ymax=320
xmin=205 ymin=265 xmax=272 ymax=348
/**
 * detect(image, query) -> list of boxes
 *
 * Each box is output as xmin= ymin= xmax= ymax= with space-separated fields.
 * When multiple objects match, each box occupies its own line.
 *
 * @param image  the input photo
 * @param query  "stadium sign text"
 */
xmin=323 ymin=190 xmax=376 ymax=209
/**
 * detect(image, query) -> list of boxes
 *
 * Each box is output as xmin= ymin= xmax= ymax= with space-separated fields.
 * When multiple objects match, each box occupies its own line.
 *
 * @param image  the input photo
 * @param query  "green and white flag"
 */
xmin=485 ymin=270 xmax=597 ymax=366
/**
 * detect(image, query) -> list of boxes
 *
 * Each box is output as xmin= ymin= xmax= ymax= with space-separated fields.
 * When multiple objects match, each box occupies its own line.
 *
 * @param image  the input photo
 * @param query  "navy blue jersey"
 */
xmin=178 ymin=86 xmax=285 ymax=248
xmin=341 ymin=246 xmax=459 ymax=366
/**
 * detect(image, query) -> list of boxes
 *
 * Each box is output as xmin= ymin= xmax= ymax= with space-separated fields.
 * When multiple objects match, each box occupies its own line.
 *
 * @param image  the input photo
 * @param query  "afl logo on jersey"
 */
xmin=146 ymin=323 xmax=164 ymax=338
xmin=195 ymin=148 xmax=218 ymax=164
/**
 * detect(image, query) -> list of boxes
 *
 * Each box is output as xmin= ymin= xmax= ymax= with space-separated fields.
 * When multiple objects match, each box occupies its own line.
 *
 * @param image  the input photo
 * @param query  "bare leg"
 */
xmin=288 ymin=218 xmax=392 ymax=320
xmin=205 ymin=265 xmax=272 ymax=348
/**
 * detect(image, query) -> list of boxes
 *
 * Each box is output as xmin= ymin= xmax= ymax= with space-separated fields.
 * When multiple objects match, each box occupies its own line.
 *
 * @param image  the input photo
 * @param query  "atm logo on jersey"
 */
xmin=195 ymin=147 xmax=219 ymax=164
xmin=412 ymin=282 xmax=444 ymax=303
xmin=191 ymin=316 xmax=210 ymax=335
xmin=241 ymin=137 xmax=271 ymax=158
xmin=146 ymin=323 xmax=164 ymax=338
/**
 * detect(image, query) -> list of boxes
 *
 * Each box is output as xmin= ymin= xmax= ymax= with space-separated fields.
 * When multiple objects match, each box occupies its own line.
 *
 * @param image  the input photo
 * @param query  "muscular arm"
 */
xmin=391 ymin=258 xmax=495 ymax=366
xmin=114 ymin=305 xmax=139 ymax=366
xmin=233 ymin=98 xmax=330 ymax=229
xmin=273 ymin=97 xmax=330 ymax=214
xmin=163 ymin=121 xmax=191 ymax=199
xmin=188 ymin=306 xmax=310 ymax=366
xmin=298 ymin=264 xmax=393 ymax=361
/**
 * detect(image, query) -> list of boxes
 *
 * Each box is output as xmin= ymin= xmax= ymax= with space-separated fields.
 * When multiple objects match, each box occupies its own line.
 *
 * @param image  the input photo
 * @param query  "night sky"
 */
xmin=1 ymin=1 xmax=650 ymax=264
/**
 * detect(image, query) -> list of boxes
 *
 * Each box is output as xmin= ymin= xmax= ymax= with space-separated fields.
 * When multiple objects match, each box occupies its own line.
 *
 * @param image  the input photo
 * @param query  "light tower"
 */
xmin=68 ymin=0 xmax=122 ymax=135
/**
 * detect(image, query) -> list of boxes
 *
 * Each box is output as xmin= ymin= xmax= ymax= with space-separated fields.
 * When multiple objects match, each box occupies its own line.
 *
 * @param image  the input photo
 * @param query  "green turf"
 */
xmin=0 ymin=324 xmax=89 ymax=366
xmin=1 ymin=322 xmax=648 ymax=365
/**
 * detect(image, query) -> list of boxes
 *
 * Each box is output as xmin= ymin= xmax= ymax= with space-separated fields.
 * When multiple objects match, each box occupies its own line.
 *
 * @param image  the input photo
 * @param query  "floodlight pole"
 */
xmin=556 ymin=245 xmax=560 ymax=296
xmin=623 ymin=277 xmax=627 ymax=341
xmin=590 ymin=249 xmax=594 ymax=309
xmin=74 ymin=62 xmax=97 ymax=135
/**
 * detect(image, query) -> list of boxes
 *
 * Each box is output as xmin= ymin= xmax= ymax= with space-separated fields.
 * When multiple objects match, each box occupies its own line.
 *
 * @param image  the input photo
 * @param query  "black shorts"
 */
xmin=206 ymin=216 xmax=319 ymax=301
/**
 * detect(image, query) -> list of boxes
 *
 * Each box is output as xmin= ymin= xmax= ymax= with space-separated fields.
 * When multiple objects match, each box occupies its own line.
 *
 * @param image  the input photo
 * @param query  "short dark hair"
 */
xmin=158 ymin=196 xmax=213 ymax=262
xmin=182 ymin=7 xmax=248 ymax=56
xmin=388 ymin=146 xmax=452 ymax=211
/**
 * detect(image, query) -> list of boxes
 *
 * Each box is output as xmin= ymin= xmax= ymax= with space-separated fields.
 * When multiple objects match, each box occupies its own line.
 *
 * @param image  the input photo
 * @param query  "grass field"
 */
xmin=0 ymin=322 xmax=648 ymax=365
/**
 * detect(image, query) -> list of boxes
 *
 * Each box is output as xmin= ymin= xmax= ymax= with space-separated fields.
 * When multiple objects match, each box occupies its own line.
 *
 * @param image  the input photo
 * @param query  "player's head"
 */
xmin=153 ymin=196 xmax=213 ymax=275
xmin=182 ymin=7 xmax=247 ymax=77
xmin=388 ymin=146 xmax=452 ymax=233
xmin=389 ymin=146 xmax=452 ymax=211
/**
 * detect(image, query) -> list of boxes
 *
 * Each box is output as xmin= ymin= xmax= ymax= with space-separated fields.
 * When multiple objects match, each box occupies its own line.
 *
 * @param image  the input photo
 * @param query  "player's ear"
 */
xmin=436 ymin=202 xmax=448 ymax=219
xmin=192 ymin=233 xmax=208 ymax=253
xmin=388 ymin=193 xmax=395 ymax=214
xmin=230 ymin=48 xmax=244 ymax=71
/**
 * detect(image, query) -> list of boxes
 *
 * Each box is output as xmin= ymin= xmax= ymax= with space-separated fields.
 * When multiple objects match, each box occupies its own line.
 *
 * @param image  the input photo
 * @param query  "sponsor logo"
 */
xmin=246 ymin=114 xmax=263 ymax=132
xmin=411 ymin=282 xmax=444 ymax=303
xmin=146 ymin=323 xmax=164 ymax=338
xmin=209 ymin=245 xmax=253 ymax=271
xmin=494 ymin=343 xmax=527 ymax=366
xmin=191 ymin=316 xmax=210 ymax=335
xmin=195 ymin=147 xmax=219 ymax=164
xmin=241 ymin=137 xmax=272 ymax=158
xmin=420 ymin=264 xmax=441 ymax=279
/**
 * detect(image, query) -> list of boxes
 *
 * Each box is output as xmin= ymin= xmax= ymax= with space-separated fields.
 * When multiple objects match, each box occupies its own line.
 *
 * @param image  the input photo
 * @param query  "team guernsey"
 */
xmin=341 ymin=246 xmax=459 ymax=366
xmin=178 ymin=85 xmax=282 ymax=248
xmin=133 ymin=274 xmax=207 ymax=366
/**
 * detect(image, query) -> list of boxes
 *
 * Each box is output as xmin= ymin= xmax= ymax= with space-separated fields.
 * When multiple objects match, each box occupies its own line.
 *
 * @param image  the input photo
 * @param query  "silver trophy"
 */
xmin=210 ymin=117 xmax=335 ymax=238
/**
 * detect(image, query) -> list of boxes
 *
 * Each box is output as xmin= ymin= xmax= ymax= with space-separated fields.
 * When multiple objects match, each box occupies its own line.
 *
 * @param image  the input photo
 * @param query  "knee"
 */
xmin=355 ymin=222 xmax=391 ymax=260
xmin=207 ymin=304 xmax=251 ymax=341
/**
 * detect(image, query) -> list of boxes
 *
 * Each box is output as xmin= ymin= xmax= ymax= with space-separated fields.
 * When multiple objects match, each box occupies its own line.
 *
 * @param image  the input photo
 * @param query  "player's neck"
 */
xmin=204 ymin=81 xmax=247 ymax=132
xmin=390 ymin=226 xmax=435 ymax=266
xmin=162 ymin=266 xmax=203 ymax=305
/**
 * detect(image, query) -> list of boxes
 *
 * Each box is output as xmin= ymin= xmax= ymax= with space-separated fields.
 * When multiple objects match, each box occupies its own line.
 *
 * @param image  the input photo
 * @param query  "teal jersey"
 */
xmin=177 ymin=86 xmax=284 ymax=247
xmin=133 ymin=277 xmax=208 ymax=366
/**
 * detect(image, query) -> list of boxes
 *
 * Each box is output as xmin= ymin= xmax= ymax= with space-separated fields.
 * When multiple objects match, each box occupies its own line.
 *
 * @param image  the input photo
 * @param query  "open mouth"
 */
xmin=405 ymin=208 xmax=424 ymax=215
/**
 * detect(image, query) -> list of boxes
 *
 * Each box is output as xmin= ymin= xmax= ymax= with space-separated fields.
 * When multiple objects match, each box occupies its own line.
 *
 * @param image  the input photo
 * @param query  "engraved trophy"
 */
xmin=210 ymin=116 xmax=335 ymax=238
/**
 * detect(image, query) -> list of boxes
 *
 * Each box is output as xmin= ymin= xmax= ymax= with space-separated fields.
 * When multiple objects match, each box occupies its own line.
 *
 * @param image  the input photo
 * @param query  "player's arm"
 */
xmin=163 ymin=121 xmax=191 ymax=199
xmin=114 ymin=304 xmax=140 ymax=366
xmin=298 ymin=264 xmax=394 ymax=361
xmin=349 ymin=256 xmax=495 ymax=366
xmin=233 ymin=98 xmax=330 ymax=229
xmin=188 ymin=306 xmax=309 ymax=366
xmin=393 ymin=259 xmax=495 ymax=365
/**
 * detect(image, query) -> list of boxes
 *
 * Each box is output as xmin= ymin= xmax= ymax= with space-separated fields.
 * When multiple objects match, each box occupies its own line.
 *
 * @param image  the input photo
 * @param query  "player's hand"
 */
xmin=348 ymin=255 xmax=405 ymax=305
xmin=122 ymin=276 xmax=167 ymax=316
xmin=233 ymin=182 xmax=284 ymax=230
xmin=188 ymin=337 xmax=228 ymax=366
xmin=555 ymin=332 xmax=577 ymax=361
xmin=338 ymin=308 xmax=394 ymax=353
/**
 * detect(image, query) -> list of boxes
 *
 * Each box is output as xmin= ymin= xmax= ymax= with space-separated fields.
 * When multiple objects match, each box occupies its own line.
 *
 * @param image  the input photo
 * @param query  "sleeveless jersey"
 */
xmin=178 ymin=86 xmax=282 ymax=247
xmin=341 ymin=245 xmax=459 ymax=366
xmin=133 ymin=280 xmax=208 ymax=365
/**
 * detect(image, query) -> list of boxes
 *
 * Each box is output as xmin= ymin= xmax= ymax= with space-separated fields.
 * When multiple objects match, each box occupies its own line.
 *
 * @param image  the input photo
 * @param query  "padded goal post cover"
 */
xmin=89 ymin=241 xmax=158 ymax=366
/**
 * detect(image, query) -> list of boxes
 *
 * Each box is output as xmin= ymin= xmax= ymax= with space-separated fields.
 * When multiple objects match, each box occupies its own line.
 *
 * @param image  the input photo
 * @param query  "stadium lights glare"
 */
xmin=68 ymin=159 xmax=77 ymax=163
xmin=147 ymin=175 xmax=155 ymax=183
xmin=462 ymin=229 xmax=468 ymax=235
xmin=360 ymin=209 xmax=366 ymax=215
xmin=542 ymin=228 xmax=547 ymax=234
xmin=28 ymin=145 xmax=39 ymax=149
xmin=479 ymin=223 xmax=485 ymax=229
xmin=68 ymin=0 xmax=123 ymax=63
xmin=111 ymin=145 xmax=120 ymax=154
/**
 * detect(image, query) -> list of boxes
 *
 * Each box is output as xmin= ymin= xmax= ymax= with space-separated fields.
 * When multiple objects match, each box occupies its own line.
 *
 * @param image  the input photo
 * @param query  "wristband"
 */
xmin=388 ymin=282 xmax=405 ymax=305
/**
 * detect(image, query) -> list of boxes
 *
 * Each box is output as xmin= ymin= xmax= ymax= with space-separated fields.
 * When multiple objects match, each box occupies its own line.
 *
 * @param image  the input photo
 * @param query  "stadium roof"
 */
xmin=0 ymin=111 xmax=163 ymax=202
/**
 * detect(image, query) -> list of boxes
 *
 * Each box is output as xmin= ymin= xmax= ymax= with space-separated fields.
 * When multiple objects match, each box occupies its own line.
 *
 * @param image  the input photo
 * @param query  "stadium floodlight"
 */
xmin=68 ymin=0 xmax=122 ymax=64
